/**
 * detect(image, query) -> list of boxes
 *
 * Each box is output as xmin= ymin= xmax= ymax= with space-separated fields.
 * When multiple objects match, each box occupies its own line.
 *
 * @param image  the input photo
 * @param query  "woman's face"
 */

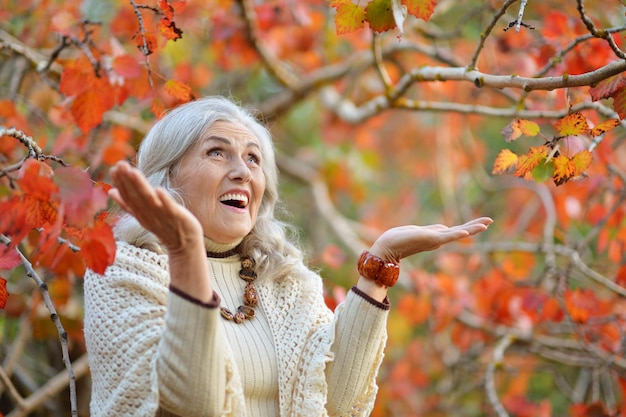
xmin=172 ymin=120 xmax=266 ymax=244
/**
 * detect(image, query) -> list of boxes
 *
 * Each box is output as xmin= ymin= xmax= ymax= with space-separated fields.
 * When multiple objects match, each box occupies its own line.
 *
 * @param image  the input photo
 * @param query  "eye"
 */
xmin=247 ymin=152 xmax=261 ymax=165
xmin=207 ymin=147 xmax=224 ymax=157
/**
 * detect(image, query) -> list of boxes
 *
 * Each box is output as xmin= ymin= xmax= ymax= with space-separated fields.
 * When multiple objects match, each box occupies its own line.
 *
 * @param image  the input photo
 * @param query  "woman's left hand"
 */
xmin=368 ymin=217 xmax=493 ymax=263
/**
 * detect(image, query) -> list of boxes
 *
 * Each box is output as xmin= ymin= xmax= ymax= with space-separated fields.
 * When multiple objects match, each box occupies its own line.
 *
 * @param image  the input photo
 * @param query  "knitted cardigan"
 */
xmin=83 ymin=242 xmax=389 ymax=416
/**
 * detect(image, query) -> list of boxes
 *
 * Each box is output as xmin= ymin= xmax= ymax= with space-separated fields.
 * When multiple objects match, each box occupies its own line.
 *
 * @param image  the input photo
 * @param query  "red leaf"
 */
xmin=0 ymin=277 xmax=8 ymax=309
xmin=0 ymin=249 xmax=20 ymax=270
xmin=80 ymin=222 xmax=116 ymax=274
xmin=589 ymin=73 xmax=626 ymax=101
xmin=17 ymin=159 xmax=57 ymax=200
xmin=112 ymin=55 xmax=142 ymax=79
xmin=565 ymin=288 xmax=597 ymax=323
xmin=159 ymin=0 xmax=175 ymax=20
xmin=54 ymin=167 xmax=108 ymax=227
xmin=613 ymin=86 xmax=626 ymax=120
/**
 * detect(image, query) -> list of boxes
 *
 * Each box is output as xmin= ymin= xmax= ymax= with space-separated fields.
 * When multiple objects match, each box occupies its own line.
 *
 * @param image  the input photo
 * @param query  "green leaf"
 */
xmin=365 ymin=0 xmax=396 ymax=33
xmin=532 ymin=160 xmax=554 ymax=182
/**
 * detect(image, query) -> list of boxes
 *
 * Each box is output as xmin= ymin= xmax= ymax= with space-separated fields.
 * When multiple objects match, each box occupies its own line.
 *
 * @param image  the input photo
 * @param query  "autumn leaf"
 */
xmin=159 ymin=0 xmax=175 ymax=20
xmin=71 ymin=90 xmax=109 ymax=133
xmin=403 ymin=0 xmax=437 ymax=21
xmin=80 ymin=221 xmax=116 ymax=274
xmin=158 ymin=17 xmax=183 ymax=41
xmin=164 ymin=79 xmax=194 ymax=102
xmin=514 ymin=145 xmax=549 ymax=178
xmin=590 ymin=119 xmax=620 ymax=137
xmin=54 ymin=166 xmax=109 ymax=227
xmin=565 ymin=288 xmax=597 ymax=323
xmin=134 ymin=32 xmax=158 ymax=55
xmin=589 ymin=73 xmax=626 ymax=101
xmin=555 ymin=112 xmax=589 ymax=137
xmin=501 ymin=118 xmax=540 ymax=142
xmin=553 ymin=150 xmax=591 ymax=185
xmin=365 ymin=0 xmax=397 ymax=33
xmin=321 ymin=244 xmax=346 ymax=270
xmin=492 ymin=149 xmax=518 ymax=174
xmin=0 ymin=249 xmax=20 ymax=270
xmin=112 ymin=55 xmax=142 ymax=79
xmin=0 ymin=277 xmax=8 ymax=309
xmin=613 ymin=86 xmax=626 ymax=120
xmin=331 ymin=0 xmax=366 ymax=35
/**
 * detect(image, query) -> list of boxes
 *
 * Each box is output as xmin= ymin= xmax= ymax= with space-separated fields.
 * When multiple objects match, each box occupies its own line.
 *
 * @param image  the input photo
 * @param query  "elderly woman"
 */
xmin=83 ymin=96 xmax=492 ymax=417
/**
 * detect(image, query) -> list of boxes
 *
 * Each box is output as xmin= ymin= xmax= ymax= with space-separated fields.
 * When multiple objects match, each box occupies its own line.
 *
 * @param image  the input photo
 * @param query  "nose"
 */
xmin=229 ymin=157 xmax=252 ymax=183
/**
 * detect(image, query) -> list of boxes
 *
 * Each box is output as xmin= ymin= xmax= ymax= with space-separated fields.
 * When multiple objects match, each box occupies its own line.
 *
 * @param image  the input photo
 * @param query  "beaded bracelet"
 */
xmin=357 ymin=250 xmax=400 ymax=287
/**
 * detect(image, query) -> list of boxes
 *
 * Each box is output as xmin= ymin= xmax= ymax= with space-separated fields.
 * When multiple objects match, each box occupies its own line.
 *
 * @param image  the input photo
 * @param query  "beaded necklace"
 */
xmin=207 ymin=247 xmax=258 ymax=324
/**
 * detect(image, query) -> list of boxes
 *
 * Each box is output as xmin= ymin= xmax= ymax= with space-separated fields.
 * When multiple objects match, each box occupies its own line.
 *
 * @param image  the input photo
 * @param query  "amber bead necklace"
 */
xmin=205 ymin=245 xmax=258 ymax=324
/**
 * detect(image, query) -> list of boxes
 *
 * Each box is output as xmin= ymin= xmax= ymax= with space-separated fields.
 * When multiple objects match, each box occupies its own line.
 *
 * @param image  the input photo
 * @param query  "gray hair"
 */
xmin=114 ymin=96 xmax=308 ymax=280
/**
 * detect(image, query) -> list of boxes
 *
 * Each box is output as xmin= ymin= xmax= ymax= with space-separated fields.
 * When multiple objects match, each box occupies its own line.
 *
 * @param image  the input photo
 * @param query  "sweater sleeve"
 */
xmin=325 ymin=287 xmax=389 ymax=415
xmin=83 ymin=243 xmax=233 ymax=417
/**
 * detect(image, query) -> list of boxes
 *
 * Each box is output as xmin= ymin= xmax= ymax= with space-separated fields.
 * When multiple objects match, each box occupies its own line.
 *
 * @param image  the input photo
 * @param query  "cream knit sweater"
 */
xmin=83 ymin=242 xmax=389 ymax=417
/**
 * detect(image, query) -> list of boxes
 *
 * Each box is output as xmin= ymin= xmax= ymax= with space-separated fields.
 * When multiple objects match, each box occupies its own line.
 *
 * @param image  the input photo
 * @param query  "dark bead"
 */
xmin=239 ymin=268 xmax=257 ymax=282
xmin=241 ymin=256 xmax=255 ymax=269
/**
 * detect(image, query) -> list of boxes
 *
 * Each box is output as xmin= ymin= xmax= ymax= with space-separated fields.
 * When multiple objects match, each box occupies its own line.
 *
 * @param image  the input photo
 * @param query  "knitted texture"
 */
xmin=84 ymin=242 xmax=387 ymax=416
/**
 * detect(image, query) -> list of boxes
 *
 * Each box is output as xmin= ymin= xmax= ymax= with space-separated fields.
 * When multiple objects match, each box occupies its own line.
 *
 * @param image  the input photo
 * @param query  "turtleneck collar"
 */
xmin=204 ymin=236 xmax=243 ymax=258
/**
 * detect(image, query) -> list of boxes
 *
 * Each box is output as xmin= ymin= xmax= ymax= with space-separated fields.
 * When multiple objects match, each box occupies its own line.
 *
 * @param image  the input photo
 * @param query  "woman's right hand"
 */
xmin=109 ymin=161 xmax=204 ymax=256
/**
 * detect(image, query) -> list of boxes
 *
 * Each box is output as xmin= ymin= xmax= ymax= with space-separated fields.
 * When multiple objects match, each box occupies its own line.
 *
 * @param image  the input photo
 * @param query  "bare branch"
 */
xmin=485 ymin=335 xmax=513 ymax=417
xmin=0 ymin=235 xmax=78 ymax=417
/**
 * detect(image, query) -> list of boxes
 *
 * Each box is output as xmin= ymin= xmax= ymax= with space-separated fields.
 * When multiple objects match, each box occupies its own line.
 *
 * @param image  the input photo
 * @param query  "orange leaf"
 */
xmin=164 ymin=79 xmax=194 ymax=102
xmin=331 ymin=0 xmax=366 ymax=35
xmin=158 ymin=17 xmax=183 ymax=41
xmin=514 ymin=145 xmax=549 ymax=178
xmin=403 ymin=0 xmax=437 ymax=21
xmin=17 ymin=159 xmax=57 ymax=200
xmin=397 ymin=293 xmax=431 ymax=326
xmin=565 ymin=288 xmax=597 ymax=323
xmin=80 ymin=221 xmax=116 ymax=274
xmin=134 ymin=32 xmax=158 ymax=55
xmin=0 ymin=277 xmax=8 ymax=309
xmin=501 ymin=118 xmax=540 ymax=142
xmin=71 ymin=90 xmax=109 ymax=133
xmin=590 ymin=119 xmax=620 ymax=137
xmin=555 ymin=112 xmax=589 ymax=137
xmin=321 ymin=244 xmax=346 ymax=270
xmin=159 ymin=0 xmax=175 ymax=20
xmin=492 ymin=149 xmax=519 ymax=174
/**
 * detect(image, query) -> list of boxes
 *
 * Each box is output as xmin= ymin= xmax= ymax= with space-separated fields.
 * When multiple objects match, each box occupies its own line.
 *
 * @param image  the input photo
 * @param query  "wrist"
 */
xmin=357 ymin=250 xmax=400 ymax=288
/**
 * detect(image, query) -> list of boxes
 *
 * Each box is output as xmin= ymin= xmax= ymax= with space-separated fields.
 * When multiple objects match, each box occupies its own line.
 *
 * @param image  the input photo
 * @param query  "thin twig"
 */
xmin=0 ymin=235 xmax=78 ymax=417
xmin=485 ymin=335 xmax=513 ymax=417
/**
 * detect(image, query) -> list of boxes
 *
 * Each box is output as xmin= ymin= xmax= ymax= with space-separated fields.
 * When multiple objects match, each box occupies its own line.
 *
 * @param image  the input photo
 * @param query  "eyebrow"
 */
xmin=204 ymin=135 xmax=261 ymax=150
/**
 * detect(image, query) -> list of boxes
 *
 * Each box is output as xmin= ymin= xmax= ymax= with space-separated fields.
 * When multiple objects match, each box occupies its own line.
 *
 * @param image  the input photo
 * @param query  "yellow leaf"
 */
xmin=501 ymin=118 xmax=540 ymax=142
xmin=492 ymin=149 xmax=518 ymax=174
xmin=514 ymin=145 xmax=549 ymax=178
xmin=553 ymin=154 xmax=575 ymax=183
xmin=331 ymin=0 xmax=366 ymax=35
xmin=555 ymin=112 xmax=589 ymax=137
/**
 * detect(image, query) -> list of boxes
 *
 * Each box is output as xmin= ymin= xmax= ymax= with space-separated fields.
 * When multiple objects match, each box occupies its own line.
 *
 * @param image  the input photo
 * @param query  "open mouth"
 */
xmin=219 ymin=193 xmax=249 ymax=209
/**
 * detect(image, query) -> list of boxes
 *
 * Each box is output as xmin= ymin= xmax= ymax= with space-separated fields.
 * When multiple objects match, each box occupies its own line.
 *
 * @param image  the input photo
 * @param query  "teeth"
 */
xmin=219 ymin=193 xmax=248 ymax=206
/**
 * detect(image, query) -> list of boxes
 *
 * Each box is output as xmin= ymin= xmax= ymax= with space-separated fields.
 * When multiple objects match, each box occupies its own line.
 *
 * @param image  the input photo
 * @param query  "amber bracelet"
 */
xmin=357 ymin=250 xmax=400 ymax=287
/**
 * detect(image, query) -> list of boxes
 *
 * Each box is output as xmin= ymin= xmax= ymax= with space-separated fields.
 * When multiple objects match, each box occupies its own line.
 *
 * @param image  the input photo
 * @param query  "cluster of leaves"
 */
xmin=492 ymin=112 xmax=620 ymax=185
